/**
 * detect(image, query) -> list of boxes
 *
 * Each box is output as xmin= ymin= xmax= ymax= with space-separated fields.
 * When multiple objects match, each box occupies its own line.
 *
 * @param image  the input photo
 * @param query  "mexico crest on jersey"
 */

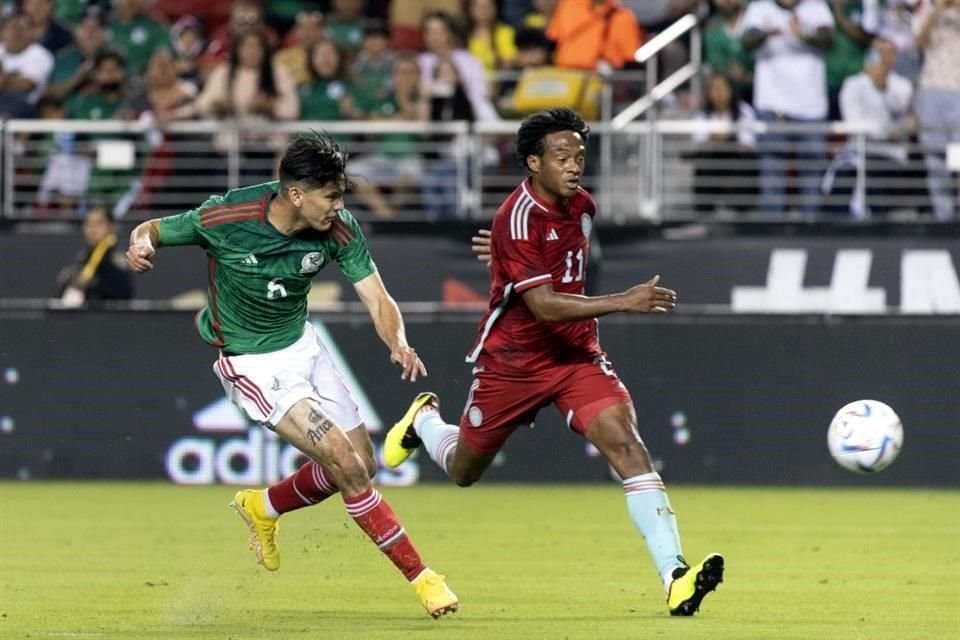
xmin=581 ymin=213 xmax=592 ymax=238
xmin=299 ymin=251 xmax=325 ymax=274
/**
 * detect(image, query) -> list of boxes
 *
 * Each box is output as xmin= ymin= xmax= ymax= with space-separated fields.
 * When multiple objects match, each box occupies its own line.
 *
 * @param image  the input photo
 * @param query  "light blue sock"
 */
xmin=623 ymin=472 xmax=686 ymax=588
xmin=413 ymin=407 xmax=459 ymax=476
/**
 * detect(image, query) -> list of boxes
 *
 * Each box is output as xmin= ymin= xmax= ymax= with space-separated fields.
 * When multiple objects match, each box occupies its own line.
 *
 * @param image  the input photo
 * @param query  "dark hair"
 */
xmin=85 ymin=203 xmax=116 ymax=223
xmin=515 ymin=108 xmax=590 ymax=169
xmin=421 ymin=11 xmax=463 ymax=48
xmin=514 ymin=27 xmax=551 ymax=52
xmin=306 ymin=38 xmax=346 ymax=82
xmin=363 ymin=19 xmax=389 ymax=39
xmin=703 ymin=71 xmax=740 ymax=119
xmin=229 ymin=30 xmax=276 ymax=97
xmin=94 ymin=48 xmax=127 ymax=70
xmin=278 ymin=132 xmax=348 ymax=191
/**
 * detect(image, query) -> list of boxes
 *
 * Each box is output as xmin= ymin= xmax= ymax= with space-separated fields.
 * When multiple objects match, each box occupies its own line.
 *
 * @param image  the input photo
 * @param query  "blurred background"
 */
xmin=0 ymin=0 xmax=958 ymax=488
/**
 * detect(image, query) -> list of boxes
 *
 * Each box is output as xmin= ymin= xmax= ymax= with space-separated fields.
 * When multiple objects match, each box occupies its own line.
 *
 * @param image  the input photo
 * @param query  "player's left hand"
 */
xmin=392 ymin=345 xmax=427 ymax=382
xmin=471 ymin=228 xmax=492 ymax=266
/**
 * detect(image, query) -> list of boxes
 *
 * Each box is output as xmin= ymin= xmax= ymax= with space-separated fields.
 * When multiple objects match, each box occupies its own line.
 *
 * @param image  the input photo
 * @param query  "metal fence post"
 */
xmin=2 ymin=121 xmax=12 ymax=218
xmin=854 ymin=131 xmax=868 ymax=219
xmin=455 ymin=127 xmax=470 ymax=218
xmin=599 ymin=81 xmax=614 ymax=218
xmin=227 ymin=126 xmax=240 ymax=191
xmin=642 ymin=57 xmax=659 ymax=219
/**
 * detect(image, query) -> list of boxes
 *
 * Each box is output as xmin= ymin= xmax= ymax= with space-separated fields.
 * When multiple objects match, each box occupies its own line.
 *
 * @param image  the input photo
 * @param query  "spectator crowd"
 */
xmin=0 ymin=0 xmax=956 ymax=221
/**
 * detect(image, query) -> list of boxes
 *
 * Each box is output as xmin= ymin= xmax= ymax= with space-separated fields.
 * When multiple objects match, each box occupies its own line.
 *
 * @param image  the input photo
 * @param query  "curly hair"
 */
xmin=515 ymin=108 xmax=590 ymax=170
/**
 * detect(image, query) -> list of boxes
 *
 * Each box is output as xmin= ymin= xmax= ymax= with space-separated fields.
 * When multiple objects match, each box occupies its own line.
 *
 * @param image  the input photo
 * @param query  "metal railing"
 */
xmin=0 ymin=117 xmax=950 ymax=223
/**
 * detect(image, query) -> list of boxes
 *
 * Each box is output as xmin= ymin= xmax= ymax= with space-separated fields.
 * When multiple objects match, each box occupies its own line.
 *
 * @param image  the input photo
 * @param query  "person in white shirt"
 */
xmin=742 ymin=0 xmax=835 ymax=216
xmin=913 ymin=0 xmax=960 ymax=220
xmin=689 ymin=71 xmax=759 ymax=214
xmin=0 ymin=12 xmax=55 ymax=117
xmin=825 ymin=40 xmax=914 ymax=217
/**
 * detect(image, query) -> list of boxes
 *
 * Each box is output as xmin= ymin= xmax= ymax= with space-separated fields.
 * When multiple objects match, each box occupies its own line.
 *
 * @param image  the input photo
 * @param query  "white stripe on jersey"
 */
xmin=511 ymin=194 xmax=534 ymax=240
xmin=516 ymin=274 xmax=551 ymax=289
xmin=520 ymin=182 xmax=549 ymax=213
xmin=466 ymin=282 xmax=513 ymax=363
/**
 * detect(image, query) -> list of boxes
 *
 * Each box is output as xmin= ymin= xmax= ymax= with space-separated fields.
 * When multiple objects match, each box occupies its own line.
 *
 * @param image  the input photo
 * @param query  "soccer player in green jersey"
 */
xmin=125 ymin=134 xmax=458 ymax=619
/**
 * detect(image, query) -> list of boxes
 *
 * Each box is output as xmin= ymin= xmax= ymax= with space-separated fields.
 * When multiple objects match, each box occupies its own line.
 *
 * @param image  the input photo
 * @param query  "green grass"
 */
xmin=0 ymin=484 xmax=958 ymax=639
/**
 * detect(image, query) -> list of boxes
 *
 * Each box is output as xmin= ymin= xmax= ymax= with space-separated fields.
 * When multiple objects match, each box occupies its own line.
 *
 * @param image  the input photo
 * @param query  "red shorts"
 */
xmin=457 ymin=355 xmax=632 ymax=455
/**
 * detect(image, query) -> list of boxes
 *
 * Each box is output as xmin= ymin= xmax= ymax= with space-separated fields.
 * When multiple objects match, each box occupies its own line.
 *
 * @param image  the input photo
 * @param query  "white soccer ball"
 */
xmin=827 ymin=400 xmax=903 ymax=473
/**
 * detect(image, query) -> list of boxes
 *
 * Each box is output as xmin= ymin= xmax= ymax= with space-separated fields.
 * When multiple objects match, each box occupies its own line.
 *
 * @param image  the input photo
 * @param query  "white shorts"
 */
xmin=212 ymin=322 xmax=363 ymax=431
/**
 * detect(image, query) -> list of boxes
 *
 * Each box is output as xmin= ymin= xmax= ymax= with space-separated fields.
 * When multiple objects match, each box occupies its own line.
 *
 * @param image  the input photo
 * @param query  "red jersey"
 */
xmin=467 ymin=178 xmax=602 ymax=372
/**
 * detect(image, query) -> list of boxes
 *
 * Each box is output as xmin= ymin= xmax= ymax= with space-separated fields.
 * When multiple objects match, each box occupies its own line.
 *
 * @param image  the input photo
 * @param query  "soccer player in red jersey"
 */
xmin=384 ymin=108 xmax=724 ymax=616
xmin=125 ymin=134 xmax=457 ymax=618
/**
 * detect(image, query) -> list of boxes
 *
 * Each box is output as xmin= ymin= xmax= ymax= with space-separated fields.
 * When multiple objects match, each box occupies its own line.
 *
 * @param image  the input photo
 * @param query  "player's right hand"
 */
xmin=621 ymin=275 xmax=677 ymax=314
xmin=126 ymin=243 xmax=156 ymax=273
xmin=471 ymin=228 xmax=492 ymax=266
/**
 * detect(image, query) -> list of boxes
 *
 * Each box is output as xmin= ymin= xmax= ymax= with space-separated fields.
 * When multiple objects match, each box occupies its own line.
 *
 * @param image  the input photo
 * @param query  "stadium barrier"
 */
xmin=2 ymin=118 xmax=950 ymax=223
xmin=1 ymin=310 xmax=956 ymax=486
xmin=3 ymin=232 xmax=958 ymax=313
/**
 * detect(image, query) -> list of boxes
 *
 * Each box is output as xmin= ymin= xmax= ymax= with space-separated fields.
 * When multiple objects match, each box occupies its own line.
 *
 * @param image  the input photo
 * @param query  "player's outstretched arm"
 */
xmin=126 ymin=219 xmax=161 ymax=273
xmin=353 ymin=272 xmax=427 ymax=382
xmin=521 ymin=275 xmax=677 ymax=322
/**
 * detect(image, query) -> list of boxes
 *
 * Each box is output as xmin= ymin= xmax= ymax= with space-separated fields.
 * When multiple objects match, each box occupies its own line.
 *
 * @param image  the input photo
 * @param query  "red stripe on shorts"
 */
xmin=218 ymin=358 xmax=271 ymax=417
xmin=222 ymin=356 xmax=272 ymax=416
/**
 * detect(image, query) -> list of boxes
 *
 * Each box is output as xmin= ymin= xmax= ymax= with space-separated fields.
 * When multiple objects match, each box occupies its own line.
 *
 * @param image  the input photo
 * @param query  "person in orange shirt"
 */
xmin=547 ymin=0 xmax=645 ymax=71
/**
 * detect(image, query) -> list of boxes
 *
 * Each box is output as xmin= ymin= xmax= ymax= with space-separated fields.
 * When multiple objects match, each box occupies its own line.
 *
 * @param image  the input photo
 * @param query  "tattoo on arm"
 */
xmin=305 ymin=408 xmax=335 ymax=446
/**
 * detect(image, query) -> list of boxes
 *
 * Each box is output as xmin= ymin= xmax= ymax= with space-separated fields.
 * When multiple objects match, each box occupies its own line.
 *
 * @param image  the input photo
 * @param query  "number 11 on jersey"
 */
xmin=562 ymin=248 xmax=585 ymax=284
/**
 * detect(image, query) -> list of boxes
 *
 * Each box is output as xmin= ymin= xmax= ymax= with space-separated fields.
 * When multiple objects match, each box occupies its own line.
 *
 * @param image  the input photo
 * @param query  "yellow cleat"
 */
xmin=384 ymin=392 xmax=439 ymax=468
xmin=230 ymin=489 xmax=280 ymax=571
xmin=412 ymin=569 xmax=459 ymax=619
xmin=667 ymin=553 xmax=724 ymax=616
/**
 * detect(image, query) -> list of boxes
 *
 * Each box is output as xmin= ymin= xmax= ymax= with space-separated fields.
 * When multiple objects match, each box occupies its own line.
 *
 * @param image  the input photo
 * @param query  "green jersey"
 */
xmin=106 ymin=13 xmax=169 ymax=75
xmin=157 ymin=181 xmax=376 ymax=355
xmin=825 ymin=1 xmax=868 ymax=90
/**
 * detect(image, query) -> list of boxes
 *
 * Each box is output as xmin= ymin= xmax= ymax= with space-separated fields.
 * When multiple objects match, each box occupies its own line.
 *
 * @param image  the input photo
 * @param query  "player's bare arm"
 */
xmin=521 ymin=274 xmax=677 ymax=322
xmin=126 ymin=219 xmax=161 ymax=272
xmin=353 ymin=271 xmax=427 ymax=381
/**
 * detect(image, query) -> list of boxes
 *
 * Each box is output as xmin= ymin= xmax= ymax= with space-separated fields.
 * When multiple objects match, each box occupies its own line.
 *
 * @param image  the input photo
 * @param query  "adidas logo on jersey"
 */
xmin=546 ymin=228 xmax=560 ymax=241
xmin=242 ymin=254 xmax=259 ymax=265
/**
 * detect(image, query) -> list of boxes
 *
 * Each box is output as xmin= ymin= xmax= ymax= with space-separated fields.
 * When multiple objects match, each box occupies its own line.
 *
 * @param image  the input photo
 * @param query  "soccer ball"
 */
xmin=827 ymin=400 xmax=903 ymax=473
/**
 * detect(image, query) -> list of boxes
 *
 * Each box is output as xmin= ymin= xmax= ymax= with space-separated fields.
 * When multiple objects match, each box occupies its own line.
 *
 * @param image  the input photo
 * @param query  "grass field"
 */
xmin=0 ymin=483 xmax=957 ymax=640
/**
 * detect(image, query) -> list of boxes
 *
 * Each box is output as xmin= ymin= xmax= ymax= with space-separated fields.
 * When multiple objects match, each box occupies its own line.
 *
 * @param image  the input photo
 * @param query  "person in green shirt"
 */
xmin=349 ymin=22 xmax=395 ymax=115
xmin=703 ymin=0 xmax=754 ymax=99
xmin=124 ymin=134 xmax=459 ymax=619
xmin=105 ymin=0 xmax=168 ymax=75
xmin=349 ymin=54 xmax=425 ymax=218
xmin=65 ymin=49 xmax=137 ymax=203
xmin=826 ymin=0 xmax=875 ymax=119
xmin=46 ymin=8 xmax=106 ymax=101
xmin=326 ymin=0 xmax=365 ymax=54
xmin=299 ymin=39 xmax=355 ymax=122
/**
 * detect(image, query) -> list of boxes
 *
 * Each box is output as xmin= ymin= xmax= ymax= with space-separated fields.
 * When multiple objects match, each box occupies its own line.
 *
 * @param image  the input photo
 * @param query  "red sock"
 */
xmin=343 ymin=488 xmax=426 ymax=581
xmin=266 ymin=461 xmax=338 ymax=514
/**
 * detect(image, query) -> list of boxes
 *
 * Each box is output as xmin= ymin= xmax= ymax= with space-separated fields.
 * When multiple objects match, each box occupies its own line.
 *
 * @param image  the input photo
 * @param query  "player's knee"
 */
xmin=453 ymin=475 xmax=477 ymax=488
xmin=450 ymin=468 xmax=481 ymax=487
xmin=325 ymin=454 xmax=370 ymax=494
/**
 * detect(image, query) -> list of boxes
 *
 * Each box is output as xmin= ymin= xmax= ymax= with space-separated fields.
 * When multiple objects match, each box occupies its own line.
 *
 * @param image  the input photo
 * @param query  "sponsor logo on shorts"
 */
xmin=467 ymin=405 xmax=483 ymax=427
xmin=299 ymin=251 xmax=325 ymax=274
